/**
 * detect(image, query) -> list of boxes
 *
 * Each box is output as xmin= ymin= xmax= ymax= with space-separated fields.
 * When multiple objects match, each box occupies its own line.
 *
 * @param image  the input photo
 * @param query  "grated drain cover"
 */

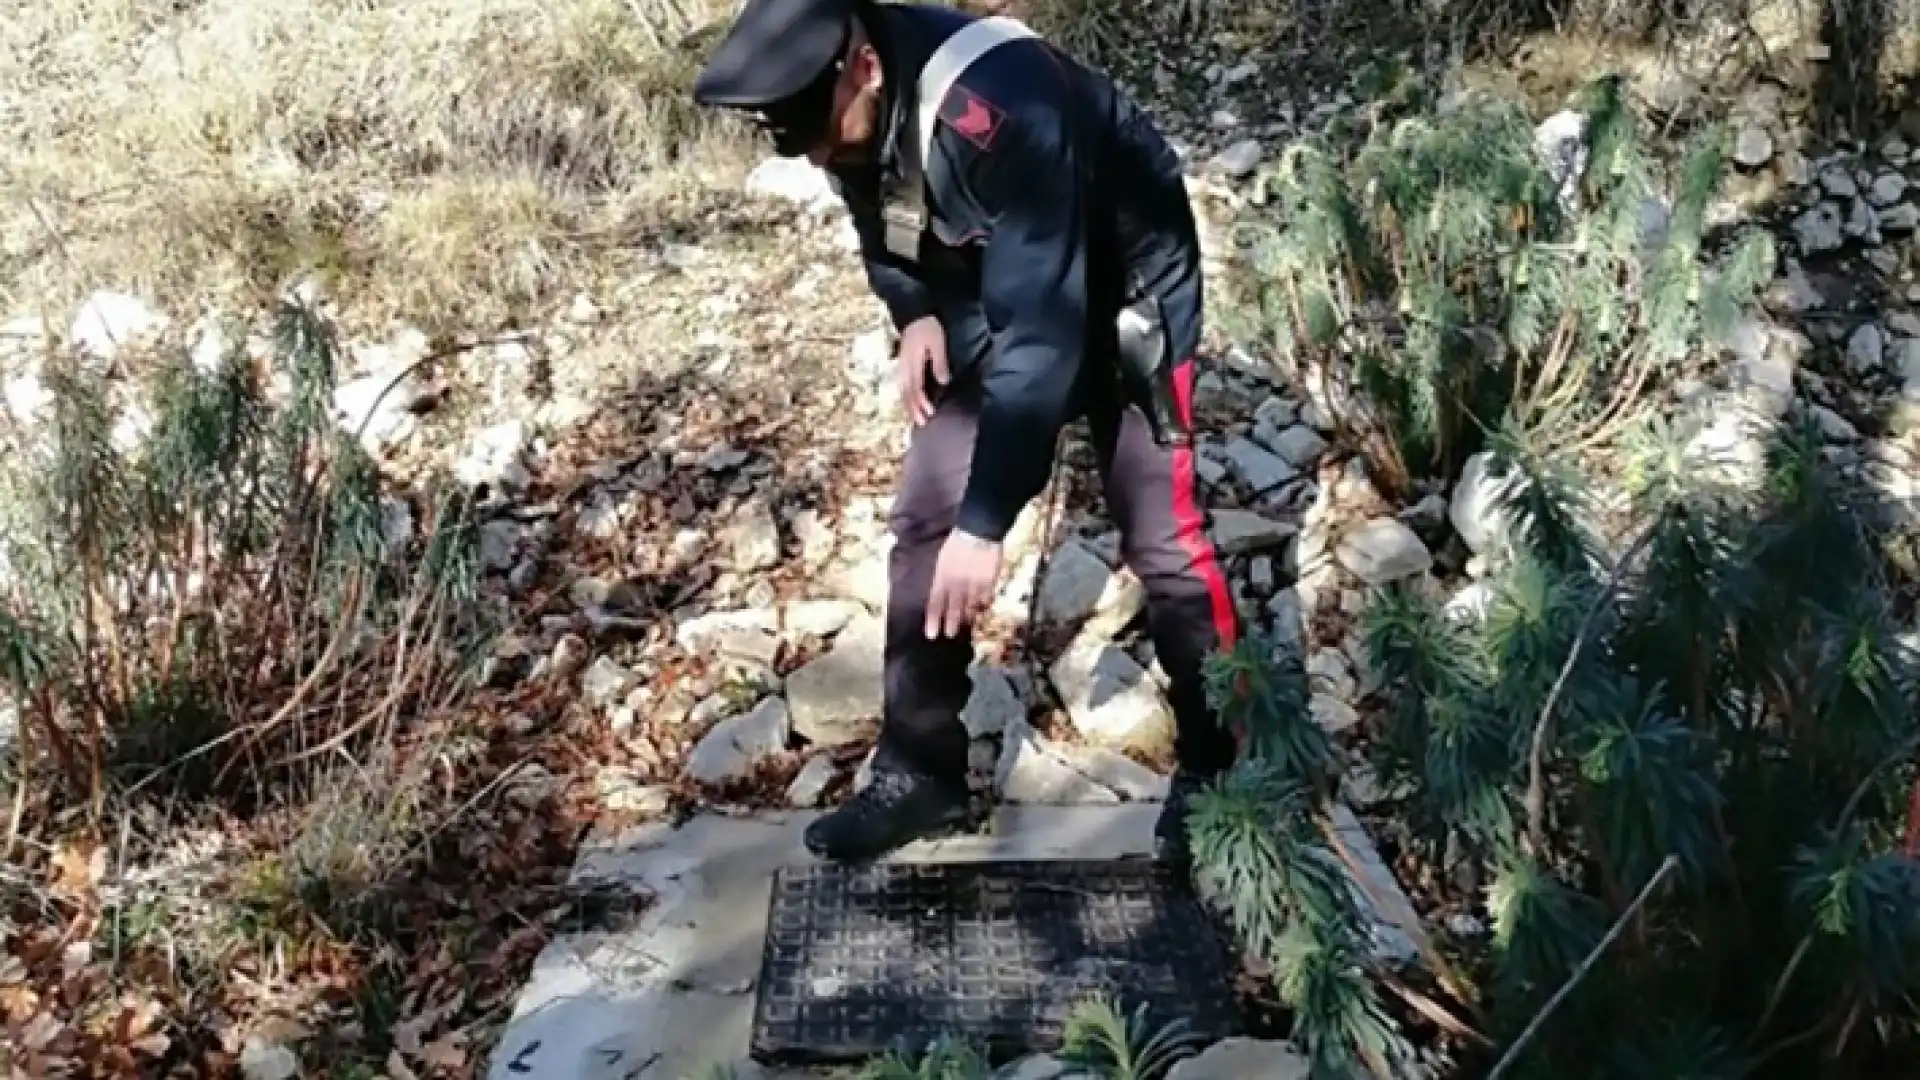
xmin=750 ymin=859 xmax=1243 ymax=1064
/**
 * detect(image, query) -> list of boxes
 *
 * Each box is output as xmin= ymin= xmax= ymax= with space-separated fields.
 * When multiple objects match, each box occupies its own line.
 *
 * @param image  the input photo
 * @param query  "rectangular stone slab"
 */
xmin=749 ymin=859 xmax=1244 ymax=1065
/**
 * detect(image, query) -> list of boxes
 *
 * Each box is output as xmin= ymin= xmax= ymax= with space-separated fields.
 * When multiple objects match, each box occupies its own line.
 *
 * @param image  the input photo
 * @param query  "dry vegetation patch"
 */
xmin=1 ymin=0 xmax=756 ymax=334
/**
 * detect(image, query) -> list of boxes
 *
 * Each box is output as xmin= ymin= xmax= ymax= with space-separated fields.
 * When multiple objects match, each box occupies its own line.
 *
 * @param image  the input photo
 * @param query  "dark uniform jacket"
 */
xmin=828 ymin=3 xmax=1206 ymax=544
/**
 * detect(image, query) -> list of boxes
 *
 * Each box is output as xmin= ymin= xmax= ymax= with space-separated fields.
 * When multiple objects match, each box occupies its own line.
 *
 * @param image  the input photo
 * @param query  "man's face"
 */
xmin=804 ymin=41 xmax=884 ymax=168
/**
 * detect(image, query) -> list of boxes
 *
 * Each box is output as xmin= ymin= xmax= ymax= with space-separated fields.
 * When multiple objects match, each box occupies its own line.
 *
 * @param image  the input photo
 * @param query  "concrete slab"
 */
xmin=485 ymin=805 xmax=1163 ymax=1080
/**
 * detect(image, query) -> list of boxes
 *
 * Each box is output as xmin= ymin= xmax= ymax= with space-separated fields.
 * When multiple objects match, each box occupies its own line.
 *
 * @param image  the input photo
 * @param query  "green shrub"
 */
xmin=1223 ymin=76 xmax=1777 ymax=500
xmin=0 ymin=300 xmax=493 ymax=815
xmin=1345 ymin=416 xmax=1920 ymax=1077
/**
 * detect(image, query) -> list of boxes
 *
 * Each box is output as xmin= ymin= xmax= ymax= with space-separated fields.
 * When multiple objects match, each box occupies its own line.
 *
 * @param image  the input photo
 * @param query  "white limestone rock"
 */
xmin=1335 ymin=518 xmax=1433 ymax=585
xmin=784 ymin=616 xmax=885 ymax=746
xmin=1050 ymin=638 xmax=1176 ymax=755
xmin=685 ymin=697 xmax=791 ymax=785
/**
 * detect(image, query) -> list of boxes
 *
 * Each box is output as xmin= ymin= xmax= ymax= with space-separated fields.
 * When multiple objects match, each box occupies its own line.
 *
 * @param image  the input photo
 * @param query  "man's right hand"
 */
xmin=896 ymin=315 xmax=949 ymax=427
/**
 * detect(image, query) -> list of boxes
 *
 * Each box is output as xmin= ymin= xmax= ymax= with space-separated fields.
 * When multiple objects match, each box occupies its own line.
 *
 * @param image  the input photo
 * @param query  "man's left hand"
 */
xmin=925 ymin=530 xmax=1004 ymax=639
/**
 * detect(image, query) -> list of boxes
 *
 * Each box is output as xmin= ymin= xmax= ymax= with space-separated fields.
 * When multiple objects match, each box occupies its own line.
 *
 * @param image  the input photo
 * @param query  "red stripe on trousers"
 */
xmin=1169 ymin=360 xmax=1239 ymax=649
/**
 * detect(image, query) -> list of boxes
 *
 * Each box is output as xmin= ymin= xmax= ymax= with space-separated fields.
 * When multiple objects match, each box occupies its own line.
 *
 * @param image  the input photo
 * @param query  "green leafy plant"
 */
xmin=0 ymin=299 xmax=494 ymax=815
xmin=1223 ymin=75 xmax=1776 ymax=500
xmin=1058 ymin=995 xmax=1206 ymax=1079
xmin=854 ymin=1036 xmax=996 ymax=1080
xmin=1351 ymin=414 xmax=1920 ymax=1077
xmin=1191 ymin=632 xmax=1419 ymax=1078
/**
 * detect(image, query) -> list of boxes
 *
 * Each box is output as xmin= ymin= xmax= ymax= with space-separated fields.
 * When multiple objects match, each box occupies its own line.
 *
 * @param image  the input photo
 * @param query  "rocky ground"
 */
xmin=7 ymin=10 xmax=1920 ymax=1078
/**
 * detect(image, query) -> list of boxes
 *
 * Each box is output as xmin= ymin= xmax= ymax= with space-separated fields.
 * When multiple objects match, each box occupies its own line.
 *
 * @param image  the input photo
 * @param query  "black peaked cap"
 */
xmin=692 ymin=0 xmax=858 ymax=110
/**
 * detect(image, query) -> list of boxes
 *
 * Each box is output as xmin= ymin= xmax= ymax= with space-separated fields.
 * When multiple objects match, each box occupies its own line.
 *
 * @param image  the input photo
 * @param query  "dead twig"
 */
xmin=1486 ymin=854 xmax=1681 ymax=1080
xmin=1522 ymin=512 xmax=1663 ymax=853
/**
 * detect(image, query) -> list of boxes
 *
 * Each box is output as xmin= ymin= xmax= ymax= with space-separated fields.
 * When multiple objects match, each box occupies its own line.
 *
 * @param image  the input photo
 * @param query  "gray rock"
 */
xmin=480 ymin=519 xmax=524 ymax=571
xmin=1792 ymin=202 xmax=1845 ymax=252
xmin=1035 ymin=539 xmax=1146 ymax=637
xmin=70 ymin=290 xmax=166 ymax=362
xmin=1311 ymin=694 xmax=1361 ymax=734
xmin=996 ymin=722 xmax=1121 ymax=805
xmin=783 ymin=598 xmax=861 ymax=638
xmin=685 ymin=696 xmax=790 ymax=784
xmin=1254 ymin=394 xmax=1299 ymax=430
xmin=960 ymin=663 xmax=1025 ymax=739
xmin=1723 ymin=312 xmax=1798 ymax=418
xmin=1890 ymin=312 xmax=1920 ymax=338
xmin=1685 ymin=406 xmax=1770 ymax=491
xmin=333 ymin=370 xmax=426 ymax=451
xmin=1534 ymin=110 xmax=1589 ymax=212
xmin=1307 ymin=649 xmax=1358 ymax=700
xmin=1870 ymin=172 xmax=1909 ymax=207
xmin=1059 ymin=744 xmax=1168 ymax=801
xmin=1444 ymin=580 xmax=1497 ymax=625
xmin=1733 ymin=123 xmax=1773 ymax=167
xmin=576 ymin=493 xmax=623 ymax=540
xmin=1166 ymin=1038 xmax=1310 ymax=1080
xmin=1450 ymin=451 xmax=1518 ymax=558
xmin=786 ymin=754 xmax=838 ymax=807
xmin=1266 ymin=423 xmax=1328 ymax=468
xmin=676 ymin=608 xmax=780 ymax=652
xmin=595 ymin=769 xmax=671 ymax=815
xmin=744 ymin=156 xmax=840 ymax=213
xmin=791 ymin=509 xmax=837 ymax=568
xmin=1845 ymin=197 xmax=1879 ymax=241
xmin=1249 ymin=556 xmax=1275 ymax=595
xmin=1448 ymin=912 xmax=1487 ymax=936
xmin=239 ymin=1037 xmax=300 ymax=1080
xmin=1882 ymin=202 xmax=1920 ymax=232
xmin=454 ymin=419 xmax=532 ymax=491
xmin=1336 ymin=518 xmax=1433 ymax=585
xmin=1328 ymin=801 xmax=1421 ymax=966
xmin=1849 ymin=323 xmax=1887 ymax=373
xmin=1266 ymin=588 xmax=1305 ymax=648
xmin=1213 ymin=138 xmax=1264 ymax=178
xmin=582 ymin=656 xmax=640 ymax=707
xmin=1221 ymin=437 xmax=1297 ymax=493
xmin=1820 ymin=165 xmax=1859 ymax=199
xmin=1812 ymin=404 xmax=1859 ymax=442
xmin=1208 ymin=508 xmax=1297 ymax=555
xmin=1769 ymin=264 xmax=1826 ymax=312
xmin=729 ymin=502 xmax=783 ymax=572
xmin=999 ymin=1056 xmax=1068 ymax=1080
xmin=1050 ymin=638 xmax=1176 ymax=754
xmin=823 ymin=546 xmax=891 ymax=611
xmin=784 ymin=615 xmax=885 ymax=746
xmin=1897 ymin=338 xmax=1920 ymax=392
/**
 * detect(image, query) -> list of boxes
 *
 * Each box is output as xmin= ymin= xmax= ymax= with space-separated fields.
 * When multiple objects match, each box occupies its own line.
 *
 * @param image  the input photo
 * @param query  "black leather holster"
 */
xmin=1114 ymin=292 xmax=1190 ymax=448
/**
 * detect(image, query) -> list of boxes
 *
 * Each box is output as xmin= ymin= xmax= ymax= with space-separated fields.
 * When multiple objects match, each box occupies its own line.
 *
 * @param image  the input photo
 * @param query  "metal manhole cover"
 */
xmin=750 ymin=859 xmax=1243 ymax=1064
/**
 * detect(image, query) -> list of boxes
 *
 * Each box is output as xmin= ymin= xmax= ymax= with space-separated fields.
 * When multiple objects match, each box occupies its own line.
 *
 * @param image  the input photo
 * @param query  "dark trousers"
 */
xmin=871 ymin=351 xmax=1243 ymax=787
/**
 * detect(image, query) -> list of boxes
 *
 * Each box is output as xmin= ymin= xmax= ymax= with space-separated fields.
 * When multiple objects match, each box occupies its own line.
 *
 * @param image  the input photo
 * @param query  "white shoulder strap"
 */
xmin=914 ymin=16 xmax=1037 ymax=171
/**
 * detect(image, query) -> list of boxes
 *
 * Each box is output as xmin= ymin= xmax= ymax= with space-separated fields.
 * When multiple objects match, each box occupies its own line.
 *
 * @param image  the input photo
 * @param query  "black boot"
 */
xmin=804 ymin=765 xmax=976 ymax=863
xmin=1153 ymin=767 xmax=1223 ymax=879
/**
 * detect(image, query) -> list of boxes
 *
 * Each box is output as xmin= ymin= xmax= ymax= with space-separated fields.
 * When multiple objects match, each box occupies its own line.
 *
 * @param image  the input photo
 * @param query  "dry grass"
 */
xmin=0 ymin=0 xmax=758 ymax=336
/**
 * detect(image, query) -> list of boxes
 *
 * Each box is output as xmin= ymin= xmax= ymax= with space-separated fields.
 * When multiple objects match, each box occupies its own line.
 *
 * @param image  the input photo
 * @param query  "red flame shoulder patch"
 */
xmin=938 ymin=86 xmax=1005 ymax=151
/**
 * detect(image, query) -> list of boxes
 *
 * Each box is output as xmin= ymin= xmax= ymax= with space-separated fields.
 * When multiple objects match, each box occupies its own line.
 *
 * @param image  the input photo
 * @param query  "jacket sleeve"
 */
xmin=834 ymin=169 xmax=937 ymax=330
xmin=950 ymin=86 xmax=1088 ymax=544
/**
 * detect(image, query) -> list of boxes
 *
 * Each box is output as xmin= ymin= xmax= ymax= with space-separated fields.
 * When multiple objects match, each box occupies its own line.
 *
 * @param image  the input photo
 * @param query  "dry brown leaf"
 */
xmin=49 ymin=841 xmax=106 ymax=897
xmin=130 ymin=1033 xmax=171 ymax=1058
